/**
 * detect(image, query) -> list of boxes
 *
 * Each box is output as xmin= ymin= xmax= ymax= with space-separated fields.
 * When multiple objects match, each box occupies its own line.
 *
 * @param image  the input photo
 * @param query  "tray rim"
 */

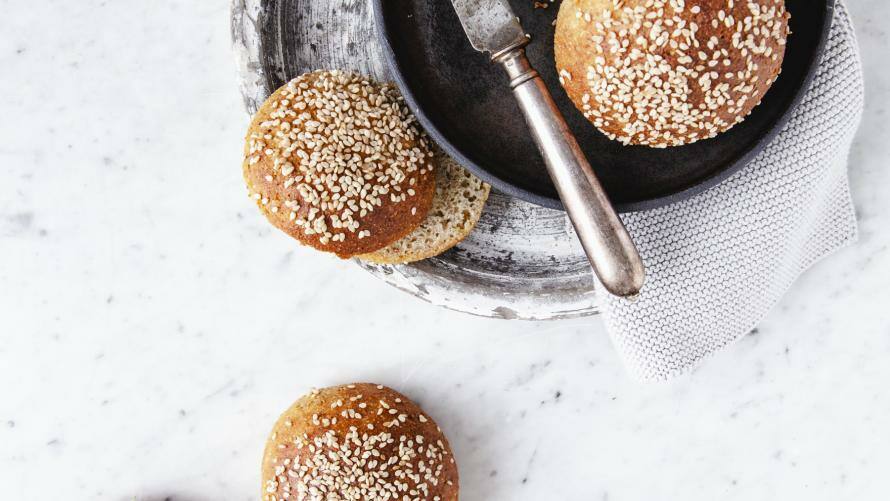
xmin=370 ymin=0 xmax=837 ymax=212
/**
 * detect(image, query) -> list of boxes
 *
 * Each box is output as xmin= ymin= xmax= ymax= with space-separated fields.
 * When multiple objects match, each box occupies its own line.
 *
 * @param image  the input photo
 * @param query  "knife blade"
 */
xmin=450 ymin=0 xmax=528 ymax=56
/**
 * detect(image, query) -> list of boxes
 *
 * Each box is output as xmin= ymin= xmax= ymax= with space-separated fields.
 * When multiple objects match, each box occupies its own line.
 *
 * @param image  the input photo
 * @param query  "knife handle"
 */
xmin=493 ymin=46 xmax=645 ymax=298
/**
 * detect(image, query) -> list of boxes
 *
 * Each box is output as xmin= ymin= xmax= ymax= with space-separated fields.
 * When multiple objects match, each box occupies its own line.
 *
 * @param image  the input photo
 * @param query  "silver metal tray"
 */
xmin=230 ymin=0 xmax=599 ymax=320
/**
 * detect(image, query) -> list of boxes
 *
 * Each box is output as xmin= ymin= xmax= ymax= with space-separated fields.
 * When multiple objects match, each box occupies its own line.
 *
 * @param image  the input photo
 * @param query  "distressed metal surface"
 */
xmin=450 ymin=0 xmax=527 ymax=54
xmin=230 ymin=0 xmax=599 ymax=319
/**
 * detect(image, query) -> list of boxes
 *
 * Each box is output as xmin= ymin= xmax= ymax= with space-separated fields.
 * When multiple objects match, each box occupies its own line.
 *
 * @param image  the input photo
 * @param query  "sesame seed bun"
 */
xmin=555 ymin=0 xmax=790 ymax=148
xmin=357 ymin=149 xmax=491 ymax=265
xmin=243 ymin=71 xmax=436 ymax=258
xmin=262 ymin=384 xmax=459 ymax=501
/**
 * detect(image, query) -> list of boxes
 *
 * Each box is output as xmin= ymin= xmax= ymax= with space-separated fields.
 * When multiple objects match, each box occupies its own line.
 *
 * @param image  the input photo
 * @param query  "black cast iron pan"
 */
xmin=372 ymin=0 xmax=835 ymax=211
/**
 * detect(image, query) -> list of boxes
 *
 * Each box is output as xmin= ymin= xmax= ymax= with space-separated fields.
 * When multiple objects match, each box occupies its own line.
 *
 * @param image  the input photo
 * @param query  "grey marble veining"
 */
xmin=0 ymin=1 xmax=889 ymax=500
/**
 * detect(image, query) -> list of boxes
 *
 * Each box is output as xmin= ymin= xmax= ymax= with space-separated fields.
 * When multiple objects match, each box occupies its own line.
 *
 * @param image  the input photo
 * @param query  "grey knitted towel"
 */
xmin=596 ymin=2 xmax=864 ymax=382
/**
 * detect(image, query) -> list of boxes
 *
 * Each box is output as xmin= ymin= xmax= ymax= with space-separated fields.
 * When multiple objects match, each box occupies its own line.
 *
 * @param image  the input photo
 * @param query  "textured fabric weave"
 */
xmin=598 ymin=2 xmax=864 ymax=382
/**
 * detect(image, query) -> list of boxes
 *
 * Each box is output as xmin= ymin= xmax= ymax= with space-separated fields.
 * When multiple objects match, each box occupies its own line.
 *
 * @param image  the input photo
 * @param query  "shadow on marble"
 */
xmin=126 ymin=495 xmax=214 ymax=501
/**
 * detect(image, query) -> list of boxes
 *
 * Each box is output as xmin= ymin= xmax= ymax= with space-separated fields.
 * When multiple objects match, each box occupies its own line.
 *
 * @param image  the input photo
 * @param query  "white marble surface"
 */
xmin=1 ymin=1 xmax=889 ymax=499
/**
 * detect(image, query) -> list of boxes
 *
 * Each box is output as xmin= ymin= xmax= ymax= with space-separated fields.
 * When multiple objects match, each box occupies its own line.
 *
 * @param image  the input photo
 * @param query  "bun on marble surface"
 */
xmin=554 ymin=0 xmax=790 ymax=147
xmin=358 ymin=148 xmax=491 ymax=265
xmin=243 ymin=70 xmax=436 ymax=258
xmin=261 ymin=383 xmax=459 ymax=501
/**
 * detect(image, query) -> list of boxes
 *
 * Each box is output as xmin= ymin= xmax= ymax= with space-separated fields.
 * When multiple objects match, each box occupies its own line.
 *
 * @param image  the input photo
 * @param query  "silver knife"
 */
xmin=451 ymin=0 xmax=646 ymax=298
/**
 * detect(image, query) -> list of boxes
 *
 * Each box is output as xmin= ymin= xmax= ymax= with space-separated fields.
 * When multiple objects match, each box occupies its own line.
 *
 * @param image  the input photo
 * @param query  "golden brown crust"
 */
xmin=555 ymin=0 xmax=790 ymax=147
xmin=357 ymin=150 xmax=491 ymax=265
xmin=262 ymin=384 xmax=459 ymax=501
xmin=243 ymin=71 xmax=436 ymax=258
